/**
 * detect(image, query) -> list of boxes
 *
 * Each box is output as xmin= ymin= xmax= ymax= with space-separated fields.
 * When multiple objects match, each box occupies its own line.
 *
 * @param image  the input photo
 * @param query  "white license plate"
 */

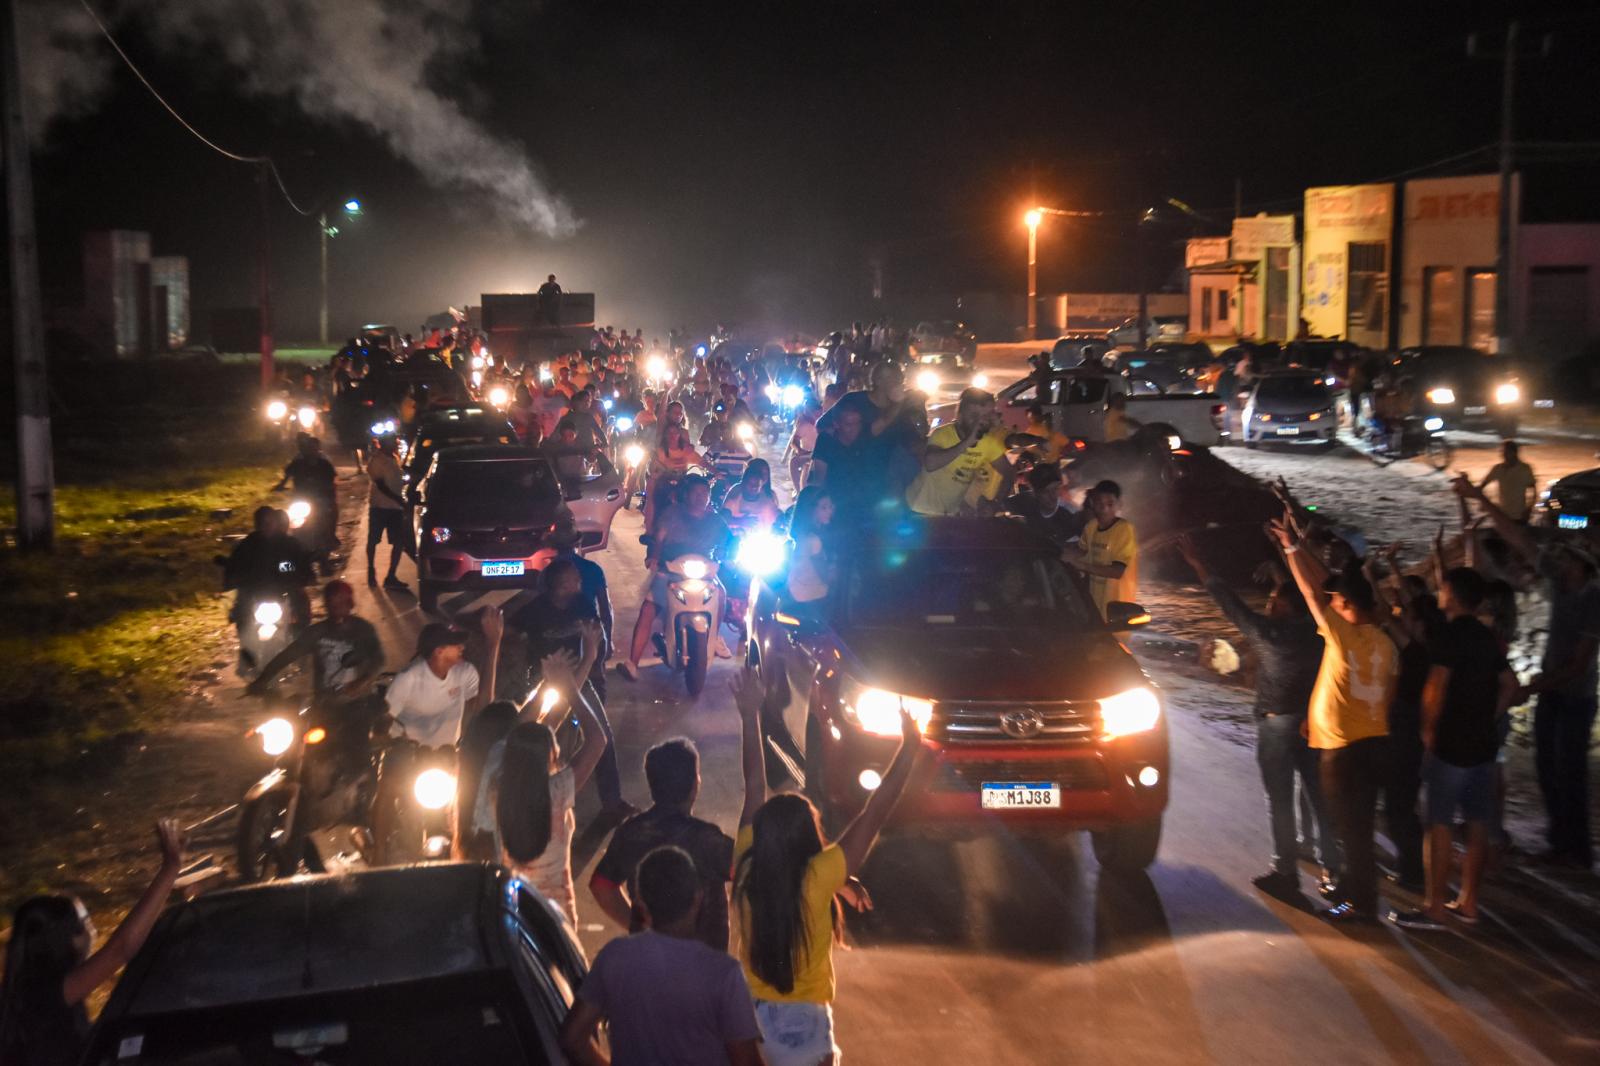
xmin=1559 ymin=514 xmax=1590 ymax=531
xmin=480 ymin=560 xmax=525 ymax=577
xmin=1274 ymin=426 xmax=1300 ymax=436
xmin=981 ymin=782 xmax=1061 ymax=809
xmin=1464 ymin=405 xmax=1488 ymax=415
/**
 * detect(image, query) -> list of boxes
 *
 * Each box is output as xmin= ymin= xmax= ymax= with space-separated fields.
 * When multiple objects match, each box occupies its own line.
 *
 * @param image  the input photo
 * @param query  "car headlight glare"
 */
xmin=782 ymin=384 xmax=805 ymax=407
xmin=257 ymin=717 xmax=295 ymax=756
xmin=1495 ymin=382 xmax=1521 ymax=405
xmin=266 ymin=400 xmax=288 ymax=421
xmin=846 ymin=687 xmax=933 ymax=736
xmin=1098 ymin=687 xmax=1162 ymax=738
xmin=1427 ymin=387 xmax=1455 ymax=405
xmin=1424 ymin=416 xmax=1445 ymax=432
xmin=915 ymin=369 xmax=940 ymax=394
xmin=971 ymin=372 xmax=989 ymax=389
xmin=413 ymin=768 xmax=457 ymax=810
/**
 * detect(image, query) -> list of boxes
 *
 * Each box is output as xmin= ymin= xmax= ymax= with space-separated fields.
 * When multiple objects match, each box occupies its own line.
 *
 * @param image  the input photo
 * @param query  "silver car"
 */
xmin=1242 ymin=372 xmax=1338 ymax=447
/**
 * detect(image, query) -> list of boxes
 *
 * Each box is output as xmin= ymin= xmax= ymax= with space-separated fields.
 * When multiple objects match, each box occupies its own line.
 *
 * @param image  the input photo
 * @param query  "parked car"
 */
xmin=1537 ymin=465 xmax=1600 ymax=534
xmin=1396 ymin=346 xmax=1524 ymax=437
xmin=406 ymin=406 xmax=519 ymax=493
xmin=935 ymin=368 xmax=1226 ymax=447
xmin=910 ymin=319 xmax=978 ymax=361
xmin=83 ymin=864 xmax=586 ymax=1065
xmin=1107 ymin=314 xmax=1186 ymax=347
xmin=412 ymin=445 xmax=566 ymax=613
xmin=750 ymin=518 xmax=1168 ymax=870
xmin=1240 ymin=370 xmax=1339 ymax=447
xmin=1113 ymin=344 xmax=1215 ymax=395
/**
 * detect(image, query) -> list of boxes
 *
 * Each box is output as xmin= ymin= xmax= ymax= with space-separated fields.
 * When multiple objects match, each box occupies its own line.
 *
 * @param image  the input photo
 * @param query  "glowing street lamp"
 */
xmin=342 ymin=199 xmax=363 ymax=215
xmin=319 ymin=197 xmax=364 ymax=345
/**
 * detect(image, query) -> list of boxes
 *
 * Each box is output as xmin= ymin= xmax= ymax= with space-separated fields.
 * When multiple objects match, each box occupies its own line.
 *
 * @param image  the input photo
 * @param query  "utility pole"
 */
xmin=318 ymin=210 xmax=328 ymax=346
xmin=257 ymin=161 xmax=275 ymax=391
xmin=2 ymin=0 xmax=54 ymax=549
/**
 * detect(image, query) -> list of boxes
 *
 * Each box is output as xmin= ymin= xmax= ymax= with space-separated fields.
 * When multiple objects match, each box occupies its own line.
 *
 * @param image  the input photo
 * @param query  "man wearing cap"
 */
xmin=1271 ymin=514 xmax=1397 ymax=924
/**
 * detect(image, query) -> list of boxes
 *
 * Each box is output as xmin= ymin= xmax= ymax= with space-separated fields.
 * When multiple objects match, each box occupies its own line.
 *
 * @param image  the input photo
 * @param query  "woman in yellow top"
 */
xmin=729 ymin=666 xmax=925 ymax=1066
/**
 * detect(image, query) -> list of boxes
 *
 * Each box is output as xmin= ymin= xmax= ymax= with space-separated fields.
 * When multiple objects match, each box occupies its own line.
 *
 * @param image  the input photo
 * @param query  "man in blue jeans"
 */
xmin=1177 ymin=535 xmax=1335 ymax=898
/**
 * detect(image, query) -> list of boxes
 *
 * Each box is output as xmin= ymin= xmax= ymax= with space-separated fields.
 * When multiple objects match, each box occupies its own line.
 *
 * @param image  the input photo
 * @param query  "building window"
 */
xmin=1217 ymin=289 xmax=1229 ymax=326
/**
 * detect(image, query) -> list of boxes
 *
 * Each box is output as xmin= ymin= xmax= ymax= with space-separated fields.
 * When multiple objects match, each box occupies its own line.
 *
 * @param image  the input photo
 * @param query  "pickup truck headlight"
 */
xmin=1495 ymin=382 xmax=1521 ymax=405
xmin=843 ymin=684 xmax=933 ymax=736
xmin=1098 ymin=687 xmax=1161 ymax=738
xmin=1426 ymin=387 xmax=1455 ymax=405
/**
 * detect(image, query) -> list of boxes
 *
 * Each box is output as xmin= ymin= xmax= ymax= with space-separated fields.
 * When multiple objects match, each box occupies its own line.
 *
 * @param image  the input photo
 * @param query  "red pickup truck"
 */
xmin=750 ymin=517 xmax=1168 ymax=871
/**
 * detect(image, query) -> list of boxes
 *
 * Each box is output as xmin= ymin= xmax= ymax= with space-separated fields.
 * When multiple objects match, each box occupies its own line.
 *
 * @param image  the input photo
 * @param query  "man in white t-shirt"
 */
xmin=1478 ymin=440 xmax=1536 ymax=522
xmin=373 ymin=612 xmax=502 ymax=855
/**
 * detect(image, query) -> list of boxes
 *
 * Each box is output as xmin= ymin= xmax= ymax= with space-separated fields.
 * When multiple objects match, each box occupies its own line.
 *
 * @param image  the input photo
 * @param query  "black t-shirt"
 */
xmin=224 ymin=531 xmax=314 ymax=592
xmin=284 ymin=454 xmax=337 ymax=500
xmin=592 ymin=807 xmax=736 ymax=951
xmin=657 ymin=507 xmax=730 ymax=563
xmin=510 ymin=594 xmax=600 ymax=665
xmin=1428 ymin=616 xmax=1509 ymax=767
xmin=1002 ymin=493 xmax=1086 ymax=548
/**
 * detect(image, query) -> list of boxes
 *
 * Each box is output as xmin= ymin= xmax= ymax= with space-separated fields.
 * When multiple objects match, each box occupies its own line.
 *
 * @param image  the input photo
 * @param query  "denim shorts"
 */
xmin=754 ymin=1000 xmax=838 ymax=1066
xmin=1424 ymin=755 xmax=1495 ymax=826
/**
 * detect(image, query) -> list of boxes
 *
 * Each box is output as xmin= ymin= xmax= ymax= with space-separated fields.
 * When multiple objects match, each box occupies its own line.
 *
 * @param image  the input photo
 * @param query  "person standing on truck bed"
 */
xmin=538 ymin=274 xmax=563 ymax=326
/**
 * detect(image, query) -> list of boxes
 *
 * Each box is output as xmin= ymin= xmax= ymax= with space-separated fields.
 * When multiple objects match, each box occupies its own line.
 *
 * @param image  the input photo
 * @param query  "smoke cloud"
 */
xmin=18 ymin=1 xmax=110 ymax=140
xmin=19 ymin=0 xmax=578 ymax=238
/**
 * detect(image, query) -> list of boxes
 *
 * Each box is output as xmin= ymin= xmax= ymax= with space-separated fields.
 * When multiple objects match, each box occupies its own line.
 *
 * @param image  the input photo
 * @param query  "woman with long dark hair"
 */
xmin=1 ymin=821 xmax=184 ymax=1066
xmin=722 ymin=458 xmax=782 ymax=532
xmin=785 ymin=486 xmax=836 ymax=612
xmin=476 ymin=643 xmax=609 ymax=928
xmin=454 ymin=699 xmax=520 ymax=861
xmin=730 ymin=666 xmax=924 ymax=1065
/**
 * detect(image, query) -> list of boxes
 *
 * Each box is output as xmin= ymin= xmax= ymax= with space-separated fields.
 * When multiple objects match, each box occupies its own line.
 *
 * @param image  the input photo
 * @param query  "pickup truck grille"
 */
xmin=451 ymin=529 xmax=545 ymax=558
xmin=932 ymin=701 xmax=1098 ymax=745
xmin=933 ymin=758 xmax=1107 ymax=792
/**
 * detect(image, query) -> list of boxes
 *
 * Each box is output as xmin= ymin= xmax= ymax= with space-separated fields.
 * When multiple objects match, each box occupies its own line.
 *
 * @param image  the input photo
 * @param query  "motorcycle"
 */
xmin=285 ymin=495 xmax=339 ymax=565
xmin=369 ymin=724 xmax=458 ymax=866
xmin=722 ymin=522 xmax=789 ymax=652
xmin=236 ymin=697 xmax=383 ymax=881
xmin=658 ymin=553 xmax=724 ymax=697
xmin=761 ymin=381 xmax=810 ymax=443
xmin=265 ymin=396 xmax=322 ymax=442
xmin=235 ymin=593 xmax=297 ymax=681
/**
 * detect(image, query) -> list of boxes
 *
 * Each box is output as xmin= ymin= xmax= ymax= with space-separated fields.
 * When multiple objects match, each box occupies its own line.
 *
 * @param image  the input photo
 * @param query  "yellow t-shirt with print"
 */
xmin=1080 ymin=517 xmax=1138 ymax=618
xmin=733 ymin=825 xmax=847 ymax=1004
xmin=1308 ymin=610 xmax=1396 ymax=750
xmin=906 ymin=425 xmax=1007 ymax=516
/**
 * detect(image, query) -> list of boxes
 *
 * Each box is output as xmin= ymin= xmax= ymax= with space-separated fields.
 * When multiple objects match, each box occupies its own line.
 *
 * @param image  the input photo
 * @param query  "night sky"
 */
xmin=27 ymin=1 xmax=1600 ymax=342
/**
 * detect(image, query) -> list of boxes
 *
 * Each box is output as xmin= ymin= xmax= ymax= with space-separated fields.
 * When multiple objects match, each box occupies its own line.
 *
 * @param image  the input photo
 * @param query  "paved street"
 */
xmin=329 ymin=439 xmax=1600 ymax=1065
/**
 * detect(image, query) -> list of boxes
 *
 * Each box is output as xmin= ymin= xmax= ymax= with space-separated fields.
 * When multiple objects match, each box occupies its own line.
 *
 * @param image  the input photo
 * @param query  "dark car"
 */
xmin=1538 ymin=465 xmax=1600 ymax=534
xmin=83 ymin=864 xmax=586 ymax=1065
xmin=910 ymin=320 xmax=978 ymax=361
xmin=1114 ymin=343 xmax=1214 ymax=395
xmin=406 ymin=406 xmax=520 ymax=491
xmin=413 ymin=445 xmax=565 ymax=612
xmin=1397 ymin=346 xmax=1524 ymax=436
xmin=751 ymin=518 xmax=1168 ymax=871
xmin=1241 ymin=371 xmax=1338 ymax=446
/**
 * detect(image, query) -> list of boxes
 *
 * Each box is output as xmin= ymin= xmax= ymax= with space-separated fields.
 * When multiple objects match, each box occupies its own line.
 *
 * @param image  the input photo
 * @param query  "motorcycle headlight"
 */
xmin=1424 ymin=416 xmax=1445 ymax=432
xmin=916 ymin=369 xmax=940 ymax=394
xmin=735 ymin=530 xmax=789 ymax=577
xmin=413 ymin=768 xmax=457 ymax=810
xmin=736 ymin=422 xmax=755 ymax=442
xmin=297 ymin=406 xmax=317 ymax=430
xmin=647 ymin=355 xmax=668 ymax=378
xmin=843 ymin=685 xmax=933 ymax=737
xmin=256 ymin=717 xmax=295 ymax=756
xmin=1426 ymin=387 xmax=1456 ymax=406
xmin=471 ymin=369 xmax=484 ymax=388
xmin=782 ymin=384 xmax=805 ymax=407
xmin=488 ymin=385 xmax=510 ymax=408
xmin=287 ymin=500 xmax=312 ymax=529
xmin=539 ymin=365 xmax=553 ymax=382
xmin=1097 ymin=687 xmax=1162 ymax=738
xmin=1495 ymin=382 xmax=1521 ymax=405
xmin=764 ymin=383 xmax=780 ymax=402
xmin=603 ymin=398 xmax=614 ymax=411
xmin=971 ymin=372 xmax=990 ymax=390
xmin=680 ymin=558 xmax=708 ymax=580
xmin=253 ymin=601 xmax=284 ymax=627
xmin=470 ymin=355 xmax=485 ymax=370
xmin=624 ymin=443 xmax=646 ymax=468
xmin=266 ymin=399 xmax=288 ymax=421
xmin=616 ymin=416 xmax=634 ymax=433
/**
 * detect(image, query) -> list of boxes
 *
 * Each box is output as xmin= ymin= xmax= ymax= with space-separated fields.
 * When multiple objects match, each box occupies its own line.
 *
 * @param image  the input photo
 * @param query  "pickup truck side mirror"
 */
xmin=1105 ymin=601 xmax=1151 ymax=631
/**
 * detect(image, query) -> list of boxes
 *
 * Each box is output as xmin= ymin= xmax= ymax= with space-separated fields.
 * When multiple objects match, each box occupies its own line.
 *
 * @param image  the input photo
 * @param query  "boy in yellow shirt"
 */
xmin=1063 ymin=479 xmax=1138 ymax=618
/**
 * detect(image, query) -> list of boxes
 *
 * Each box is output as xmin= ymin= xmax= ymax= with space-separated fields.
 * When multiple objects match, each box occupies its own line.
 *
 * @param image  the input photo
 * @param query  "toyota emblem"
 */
xmin=999 ymin=708 xmax=1044 ymax=739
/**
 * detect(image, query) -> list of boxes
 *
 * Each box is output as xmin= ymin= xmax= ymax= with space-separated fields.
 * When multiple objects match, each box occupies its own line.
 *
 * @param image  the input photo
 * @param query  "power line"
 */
xmin=77 ymin=0 xmax=314 ymax=215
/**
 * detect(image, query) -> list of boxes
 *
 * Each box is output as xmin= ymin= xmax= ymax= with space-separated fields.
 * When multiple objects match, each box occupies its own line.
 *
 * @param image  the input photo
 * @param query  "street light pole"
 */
xmin=318 ymin=210 xmax=328 ymax=346
xmin=1025 ymin=208 xmax=1042 ymax=339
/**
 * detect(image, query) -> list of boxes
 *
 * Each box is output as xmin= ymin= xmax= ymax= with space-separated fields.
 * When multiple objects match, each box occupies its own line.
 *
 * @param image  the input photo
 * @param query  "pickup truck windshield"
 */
xmin=431 ymin=460 xmax=560 ymax=503
xmin=845 ymin=549 xmax=1098 ymax=631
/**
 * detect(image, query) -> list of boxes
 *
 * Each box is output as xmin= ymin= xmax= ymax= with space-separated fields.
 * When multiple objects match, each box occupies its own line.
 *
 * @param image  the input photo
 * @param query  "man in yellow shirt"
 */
xmin=1063 ymin=479 xmax=1138 ymax=618
xmin=1274 ymin=514 xmax=1397 ymax=924
xmin=906 ymin=388 xmax=1024 ymax=516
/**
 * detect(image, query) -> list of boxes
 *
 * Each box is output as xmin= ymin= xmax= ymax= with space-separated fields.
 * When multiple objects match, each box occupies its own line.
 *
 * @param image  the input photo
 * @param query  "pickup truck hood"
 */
xmin=837 ymin=626 xmax=1143 ymax=702
xmin=420 ymin=494 xmax=562 ymax=530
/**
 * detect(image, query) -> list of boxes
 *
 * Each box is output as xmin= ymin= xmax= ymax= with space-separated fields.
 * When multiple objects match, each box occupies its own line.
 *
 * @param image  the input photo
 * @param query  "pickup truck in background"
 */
xmin=933 ymin=369 xmax=1228 ymax=447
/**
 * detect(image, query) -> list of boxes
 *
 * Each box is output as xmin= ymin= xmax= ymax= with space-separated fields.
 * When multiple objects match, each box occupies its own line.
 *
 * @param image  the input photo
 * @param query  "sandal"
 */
xmin=616 ymin=660 xmax=640 ymax=682
xmin=1444 ymin=900 xmax=1480 ymax=925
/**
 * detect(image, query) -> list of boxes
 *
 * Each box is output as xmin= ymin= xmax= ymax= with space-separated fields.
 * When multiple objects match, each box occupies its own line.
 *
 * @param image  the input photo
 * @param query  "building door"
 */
xmin=1465 ymin=270 xmax=1496 ymax=352
xmin=1422 ymin=266 xmax=1459 ymax=345
xmin=1200 ymin=284 xmax=1213 ymax=332
xmin=1264 ymin=247 xmax=1290 ymax=340
xmin=1527 ymin=266 xmax=1590 ymax=360
xmin=1346 ymin=241 xmax=1388 ymax=347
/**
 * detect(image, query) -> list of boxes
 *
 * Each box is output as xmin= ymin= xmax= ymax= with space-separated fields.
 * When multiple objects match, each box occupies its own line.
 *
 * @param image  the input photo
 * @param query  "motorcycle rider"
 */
xmin=722 ymin=458 xmax=782 ymax=532
xmin=699 ymin=402 xmax=738 ymax=453
xmin=272 ymin=434 xmax=340 ymax=572
xmin=618 ymin=475 xmax=731 ymax=681
xmin=220 ymin=506 xmax=314 ymax=662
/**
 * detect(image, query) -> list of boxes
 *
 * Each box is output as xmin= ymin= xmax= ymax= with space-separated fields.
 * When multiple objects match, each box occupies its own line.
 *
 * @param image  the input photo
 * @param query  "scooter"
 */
xmin=658 ymin=554 xmax=724 ymax=697
xmin=236 ymin=696 xmax=383 ymax=881
xmin=369 ymin=723 xmax=458 ymax=866
xmin=235 ymin=592 xmax=297 ymax=680
xmin=285 ymin=495 xmax=339 ymax=569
